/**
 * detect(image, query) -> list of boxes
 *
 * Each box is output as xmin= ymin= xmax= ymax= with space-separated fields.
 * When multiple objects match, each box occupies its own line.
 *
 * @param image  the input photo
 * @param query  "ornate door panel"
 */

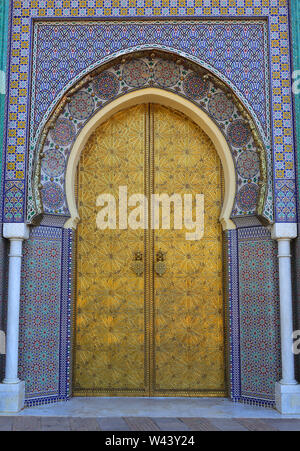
xmin=74 ymin=105 xmax=148 ymax=396
xmin=151 ymin=105 xmax=225 ymax=396
xmin=74 ymin=103 xmax=226 ymax=397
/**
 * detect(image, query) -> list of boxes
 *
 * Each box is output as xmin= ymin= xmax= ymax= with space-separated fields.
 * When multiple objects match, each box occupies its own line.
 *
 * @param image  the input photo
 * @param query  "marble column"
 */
xmin=272 ymin=223 xmax=300 ymax=413
xmin=0 ymin=223 xmax=29 ymax=413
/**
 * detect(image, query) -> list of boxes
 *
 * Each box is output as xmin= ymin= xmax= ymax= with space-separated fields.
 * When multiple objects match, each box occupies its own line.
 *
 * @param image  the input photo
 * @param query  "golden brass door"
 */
xmin=73 ymin=104 xmax=226 ymax=397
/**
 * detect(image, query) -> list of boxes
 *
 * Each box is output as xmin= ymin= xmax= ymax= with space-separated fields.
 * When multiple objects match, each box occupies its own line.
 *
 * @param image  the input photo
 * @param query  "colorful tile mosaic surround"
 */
xmin=34 ymin=53 xmax=269 ymax=223
xmin=225 ymin=228 xmax=241 ymax=401
xmin=0 ymin=0 xmax=291 ymax=408
xmin=28 ymin=21 xmax=273 ymax=225
xmin=0 ymin=0 xmax=9 ymax=191
xmin=227 ymin=226 xmax=281 ymax=406
xmin=18 ymin=225 xmax=73 ymax=406
xmin=1 ymin=0 xmax=297 ymax=224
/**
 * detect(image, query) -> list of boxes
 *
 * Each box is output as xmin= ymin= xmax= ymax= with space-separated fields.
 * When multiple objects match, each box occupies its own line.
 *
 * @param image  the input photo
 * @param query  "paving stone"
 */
xmin=180 ymin=417 xmax=220 ymax=431
xmin=4 ymin=415 xmax=300 ymax=432
xmin=152 ymin=417 xmax=190 ymax=431
xmin=209 ymin=418 xmax=248 ymax=431
xmin=41 ymin=416 xmax=71 ymax=431
xmin=124 ymin=417 xmax=160 ymax=431
xmin=236 ymin=418 xmax=278 ymax=431
xmin=0 ymin=417 xmax=13 ymax=431
xmin=262 ymin=419 xmax=300 ymax=431
xmin=12 ymin=416 xmax=41 ymax=431
xmin=69 ymin=417 xmax=101 ymax=431
xmin=98 ymin=417 xmax=131 ymax=431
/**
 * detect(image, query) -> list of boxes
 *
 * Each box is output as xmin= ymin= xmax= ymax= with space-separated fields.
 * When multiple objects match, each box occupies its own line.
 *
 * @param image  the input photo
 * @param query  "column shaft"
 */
xmin=277 ymin=238 xmax=297 ymax=385
xmin=3 ymin=239 xmax=23 ymax=384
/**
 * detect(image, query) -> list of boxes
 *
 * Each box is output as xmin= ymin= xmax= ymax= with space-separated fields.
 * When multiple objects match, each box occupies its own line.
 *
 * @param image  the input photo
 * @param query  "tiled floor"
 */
xmin=1 ymin=416 xmax=300 ymax=431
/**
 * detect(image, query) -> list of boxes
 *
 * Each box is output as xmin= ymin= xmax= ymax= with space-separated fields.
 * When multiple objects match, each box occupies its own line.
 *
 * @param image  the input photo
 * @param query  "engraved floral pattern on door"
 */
xmin=74 ymin=104 xmax=225 ymax=396
xmin=152 ymin=105 xmax=225 ymax=396
xmin=74 ymin=105 xmax=148 ymax=395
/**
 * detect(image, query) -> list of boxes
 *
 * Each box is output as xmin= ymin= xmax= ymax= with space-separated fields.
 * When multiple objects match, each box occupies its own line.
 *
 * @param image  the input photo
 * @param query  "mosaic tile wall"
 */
xmin=0 ymin=0 xmax=9 ymax=188
xmin=32 ymin=21 xmax=270 ymax=136
xmin=228 ymin=226 xmax=281 ymax=406
xmin=1 ymin=0 xmax=297 ymax=224
xmin=18 ymin=225 xmax=73 ymax=406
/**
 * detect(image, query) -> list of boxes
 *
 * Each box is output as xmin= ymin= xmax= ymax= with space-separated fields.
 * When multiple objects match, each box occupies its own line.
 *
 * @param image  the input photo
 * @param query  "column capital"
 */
xmin=3 ymin=223 xmax=30 ymax=240
xmin=271 ymin=223 xmax=297 ymax=241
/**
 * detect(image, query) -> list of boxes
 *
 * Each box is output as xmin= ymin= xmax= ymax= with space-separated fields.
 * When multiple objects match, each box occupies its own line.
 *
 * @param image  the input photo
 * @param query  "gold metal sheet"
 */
xmin=73 ymin=105 xmax=148 ymax=396
xmin=152 ymin=105 xmax=226 ymax=396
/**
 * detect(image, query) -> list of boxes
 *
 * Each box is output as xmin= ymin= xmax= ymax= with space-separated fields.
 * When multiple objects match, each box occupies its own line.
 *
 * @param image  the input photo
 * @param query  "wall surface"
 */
xmin=0 ymin=0 xmax=294 ymax=407
xmin=19 ymin=225 xmax=73 ymax=406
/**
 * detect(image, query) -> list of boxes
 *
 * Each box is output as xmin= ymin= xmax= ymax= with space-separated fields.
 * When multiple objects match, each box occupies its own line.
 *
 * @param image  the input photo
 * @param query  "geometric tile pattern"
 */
xmin=18 ymin=225 xmax=73 ymax=406
xmin=275 ymin=180 xmax=297 ymax=222
xmin=225 ymin=229 xmax=241 ymax=402
xmin=1 ymin=0 xmax=297 ymax=224
xmin=0 ymin=0 xmax=9 ymax=192
xmin=226 ymin=226 xmax=281 ymax=406
xmin=31 ymin=21 xmax=269 ymax=135
xmin=238 ymin=227 xmax=281 ymax=403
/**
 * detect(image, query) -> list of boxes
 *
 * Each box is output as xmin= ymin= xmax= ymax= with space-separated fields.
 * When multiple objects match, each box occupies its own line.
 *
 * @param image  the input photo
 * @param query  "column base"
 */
xmin=0 ymin=381 xmax=25 ymax=413
xmin=275 ymin=382 xmax=300 ymax=414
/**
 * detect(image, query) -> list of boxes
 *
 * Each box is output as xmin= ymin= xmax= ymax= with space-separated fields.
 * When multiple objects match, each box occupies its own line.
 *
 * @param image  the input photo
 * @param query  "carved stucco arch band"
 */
xmin=64 ymin=88 xmax=236 ymax=231
xmin=31 ymin=52 xmax=268 ymax=227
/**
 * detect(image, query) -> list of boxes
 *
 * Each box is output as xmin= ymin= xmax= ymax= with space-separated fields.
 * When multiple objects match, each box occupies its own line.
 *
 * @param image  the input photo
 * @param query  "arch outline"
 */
xmin=64 ymin=88 xmax=236 ymax=231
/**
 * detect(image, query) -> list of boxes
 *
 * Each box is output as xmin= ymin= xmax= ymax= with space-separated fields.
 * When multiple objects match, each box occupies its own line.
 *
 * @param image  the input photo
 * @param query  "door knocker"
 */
xmin=155 ymin=249 xmax=167 ymax=276
xmin=132 ymin=251 xmax=144 ymax=276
